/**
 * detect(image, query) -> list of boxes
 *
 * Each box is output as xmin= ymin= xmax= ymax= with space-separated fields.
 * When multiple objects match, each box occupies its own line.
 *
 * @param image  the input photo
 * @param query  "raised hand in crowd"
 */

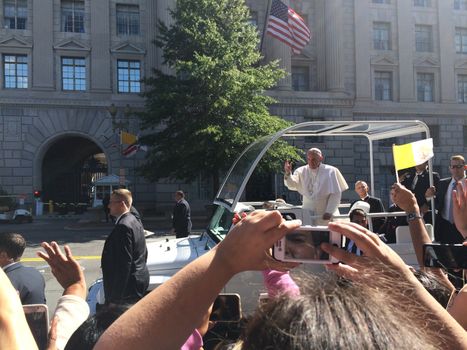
xmin=453 ymin=179 xmax=467 ymax=239
xmin=94 ymin=211 xmax=301 ymax=350
xmin=38 ymin=242 xmax=90 ymax=350
xmin=283 ymin=160 xmax=292 ymax=175
xmin=425 ymin=185 xmax=436 ymax=199
xmin=390 ymin=183 xmax=431 ymax=266
xmin=323 ymin=221 xmax=467 ymax=348
xmin=37 ymin=242 xmax=86 ymax=298
xmin=447 ymin=241 xmax=467 ymax=330
xmin=0 ymin=268 xmax=38 ymax=350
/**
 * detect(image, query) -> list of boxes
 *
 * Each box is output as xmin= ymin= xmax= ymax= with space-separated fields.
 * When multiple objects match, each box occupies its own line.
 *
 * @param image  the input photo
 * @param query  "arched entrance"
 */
xmin=42 ymin=136 xmax=107 ymax=204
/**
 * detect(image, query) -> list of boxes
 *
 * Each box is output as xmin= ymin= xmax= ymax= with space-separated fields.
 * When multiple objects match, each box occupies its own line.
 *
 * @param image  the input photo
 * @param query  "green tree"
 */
xmin=139 ymin=0 xmax=302 ymax=193
xmin=0 ymin=186 xmax=14 ymax=210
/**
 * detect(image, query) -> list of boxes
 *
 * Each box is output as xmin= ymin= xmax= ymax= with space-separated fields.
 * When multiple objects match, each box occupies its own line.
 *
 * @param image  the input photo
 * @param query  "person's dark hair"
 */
xmin=175 ymin=190 xmax=185 ymax=198
xmin=412 ymin=270 xmax=452 ymax=308
xmin=349 ymin=208 xmax=366 ymax=222
xmin=65 ymin=304 xmax=131 ymax=350
xmin=0 ymin=232 xmax=26 ymax=260
xmin=239 ymin=272 xmax=436 ymax=350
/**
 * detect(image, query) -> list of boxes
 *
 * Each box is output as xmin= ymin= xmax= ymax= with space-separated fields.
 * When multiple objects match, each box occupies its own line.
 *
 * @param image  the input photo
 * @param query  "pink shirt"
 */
xmin=181 ymin=329 xmax=203 ymax=350
xmin=262 ymin=269 xmax=300 ymax=298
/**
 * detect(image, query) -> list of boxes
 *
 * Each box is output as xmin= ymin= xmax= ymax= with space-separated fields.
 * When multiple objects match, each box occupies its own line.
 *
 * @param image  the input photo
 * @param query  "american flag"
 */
xmin=266 ymin=0 xmax=311 ymax=54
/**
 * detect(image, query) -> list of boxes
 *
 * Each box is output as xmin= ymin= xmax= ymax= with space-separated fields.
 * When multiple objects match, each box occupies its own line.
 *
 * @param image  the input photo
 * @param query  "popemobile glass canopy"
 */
xmin=215 ymin=120 xmax=432 ymax=211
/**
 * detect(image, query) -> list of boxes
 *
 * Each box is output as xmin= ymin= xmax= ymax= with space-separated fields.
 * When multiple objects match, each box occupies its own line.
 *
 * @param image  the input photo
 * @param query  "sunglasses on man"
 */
xmin=449 ymin=165 xmax=465 ymax=169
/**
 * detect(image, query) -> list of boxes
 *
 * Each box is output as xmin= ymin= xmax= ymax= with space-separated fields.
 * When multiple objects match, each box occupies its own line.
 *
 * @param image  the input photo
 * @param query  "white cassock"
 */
xmin=284 ymin=163 xmax=349 ymax=225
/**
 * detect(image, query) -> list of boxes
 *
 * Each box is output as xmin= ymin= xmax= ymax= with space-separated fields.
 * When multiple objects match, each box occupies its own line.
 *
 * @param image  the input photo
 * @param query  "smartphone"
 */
xmin=258 ymin=292 xmax=269 ymax=307
xmin=209 ymin=293 xmax=242 ymax=322
xmin=423 ymin=243 xmax=467 ymax=269
xmin=23 ymin=304 xmax=49 ymax=350
xmin=273 ymin=226 xmax=341 ymax=264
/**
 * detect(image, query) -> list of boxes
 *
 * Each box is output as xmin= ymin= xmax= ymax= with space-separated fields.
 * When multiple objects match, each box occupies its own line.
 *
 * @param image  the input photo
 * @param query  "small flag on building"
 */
xmin=122 ymin=143 xmax=139 ymax=157
xmin=120 ymin=131 xmax=138 ymax=145
xmin=393 ymin=138 xmax=434 ymax=172
xmin=122 ymin=143 xmax=148 ymax=157
xmin=266 ymin=0 xmax=311 ymax=54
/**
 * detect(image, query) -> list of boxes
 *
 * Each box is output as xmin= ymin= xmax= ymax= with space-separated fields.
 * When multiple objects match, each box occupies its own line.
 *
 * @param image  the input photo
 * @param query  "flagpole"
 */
xmin=259 ymin=0 xmax=273 ymax=55
xmin=393 ymin=144 xmax=400 ymax=184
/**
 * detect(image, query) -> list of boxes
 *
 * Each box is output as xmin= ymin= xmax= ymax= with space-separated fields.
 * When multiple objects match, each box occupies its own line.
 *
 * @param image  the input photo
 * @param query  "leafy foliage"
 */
xmin=139 ymin=0 xmax=301 ymax=189
xmin=0 ymin=186 xmax=14 ymax=210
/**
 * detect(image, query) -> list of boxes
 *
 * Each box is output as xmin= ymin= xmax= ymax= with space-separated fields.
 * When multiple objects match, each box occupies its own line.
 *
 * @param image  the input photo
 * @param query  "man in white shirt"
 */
xmin=284 ymin=148 xmax=348 ymax=225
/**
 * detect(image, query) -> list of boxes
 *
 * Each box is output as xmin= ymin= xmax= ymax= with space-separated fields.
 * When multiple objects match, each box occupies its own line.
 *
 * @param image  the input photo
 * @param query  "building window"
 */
xmin=454 ymin=0 xmax=467 ymax=10
xmin=374 ymin=71 xmax=392 ymax=101
xmin=4 ymin=0 xmax=27 ymax=30
xmin=291 ymin=66 xmax=309 ymax=91
xmin=455 ymin=27 xmax=467 ymax=53
xmin=414 ymin=0 xmax=430 ymax=6
xmin=373 ymin=22 xmax=391 ymax=50
xmin=249 ymin=10 xmax=258 ymax=27
xmin=3 ymin=54 xmax=27 ymax=89
xmin=373 ymin=0 xmax=390 ymax=3
xmin=458 ymin=75 xmax=467 ymax=103
xmin=61 ymin=0 xmax=84 ymax=33
xmin=417 ymin=73 xmax=434 ymax=102
xmin=62 ymin=57 xmax=86 ymax=91
xmin=415 ymin=25 xmax=433 ymax=52
xmin=117 ymin=60 xmax=141 ymax=93
xmin=116 ymin=4 xmax=140 ymax=36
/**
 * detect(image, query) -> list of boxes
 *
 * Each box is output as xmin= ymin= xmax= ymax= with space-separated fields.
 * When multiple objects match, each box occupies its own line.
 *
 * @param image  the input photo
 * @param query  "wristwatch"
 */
xmin=406 ymin=212 xmax=422 ymax=222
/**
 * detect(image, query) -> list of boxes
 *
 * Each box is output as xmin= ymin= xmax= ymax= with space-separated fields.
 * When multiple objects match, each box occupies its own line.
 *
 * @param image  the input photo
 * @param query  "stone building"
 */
xmin=0 ymin=0 xmax=466 ymax=213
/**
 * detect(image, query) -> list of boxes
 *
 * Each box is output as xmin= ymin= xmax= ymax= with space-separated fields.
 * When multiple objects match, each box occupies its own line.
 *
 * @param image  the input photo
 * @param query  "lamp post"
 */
xmin=108 ymin=104 xmax=130 ymax=186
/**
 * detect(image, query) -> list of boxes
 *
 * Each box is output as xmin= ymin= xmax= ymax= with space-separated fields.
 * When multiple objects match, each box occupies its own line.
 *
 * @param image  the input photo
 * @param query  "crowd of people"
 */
xmin=1 ymin=147 xmax=466 ymax=349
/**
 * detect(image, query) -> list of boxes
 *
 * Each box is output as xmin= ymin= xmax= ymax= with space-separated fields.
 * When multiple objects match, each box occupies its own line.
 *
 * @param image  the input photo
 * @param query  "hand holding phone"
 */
xmin=209 ymin=293 xmax=242 ymax=322
xmin=423 ymin=243 xmax=467 ymax=269
xmin=273 ymin=226 xmax=341 ymax=264
xmin=23 ymin=304 xmax=49 ymax=350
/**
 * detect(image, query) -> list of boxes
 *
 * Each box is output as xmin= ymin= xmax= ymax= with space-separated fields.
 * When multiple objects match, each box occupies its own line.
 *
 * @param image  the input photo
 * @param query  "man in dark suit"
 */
xmin=400 ymin=161 xmax=440 ymax=223
xmin=0 ymin=232 xmax=45 ymax=304
xmin=101 ymin=189 xmax=149 ymax=305
xmin=172 ymin=190 xmax=192 ymax=238
xmin=426 ymin=155 xmax=466 ymax=244
xmin=352 ymin=180 xmax=386 ymax=232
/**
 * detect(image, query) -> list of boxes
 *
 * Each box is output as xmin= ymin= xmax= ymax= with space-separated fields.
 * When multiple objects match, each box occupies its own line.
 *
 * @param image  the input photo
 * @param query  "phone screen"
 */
xmin=423 ymin=244 xmax=467 ymax=269
xmin=283 ymin=230 xmax=330 ymax=261
xmin=209 ymin=294 xmax=241 ymax=322
xmin=24 ymin=306 xmax=48 ymax=350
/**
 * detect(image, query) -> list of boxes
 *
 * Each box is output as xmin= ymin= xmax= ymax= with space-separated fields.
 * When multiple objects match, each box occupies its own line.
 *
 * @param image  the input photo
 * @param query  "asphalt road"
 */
xmin=0 ymin=217 xmax=176 ymax=316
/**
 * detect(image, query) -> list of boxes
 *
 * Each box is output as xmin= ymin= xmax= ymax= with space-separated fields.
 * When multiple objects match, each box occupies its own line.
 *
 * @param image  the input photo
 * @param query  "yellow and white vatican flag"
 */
xmin=120 ymin=131 xmax=138 ymax=145
xmin=393 ymin=138 xmax=434 ymax=173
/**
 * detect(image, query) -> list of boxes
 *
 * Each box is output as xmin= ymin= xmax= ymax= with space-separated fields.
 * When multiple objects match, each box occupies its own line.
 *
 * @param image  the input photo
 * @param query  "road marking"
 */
xmin=22 ymin=256 xmax=101 ymax=262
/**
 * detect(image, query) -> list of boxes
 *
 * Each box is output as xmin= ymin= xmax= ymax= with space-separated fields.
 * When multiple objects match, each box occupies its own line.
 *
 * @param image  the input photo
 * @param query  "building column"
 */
xmin=156 ymin=0 xmax=174 ymax=74
xmin=263 ymin=0 xmax=292 ymax=90
xmin=354 ymin=0 xmax=371 ymax=100
xmin=314 ymin=0 xmax=326 ymax=91
xmin=397 ymin=0 xmax=414 ymax=102
xmin=438 ymin=0 xmax=456 ymax=103
xmin=323 ymin=0 xmax=345 ymax=92
xmin=145 ymin=0 xmax=158 ymax=76
xmin=32 ymin=0 xmax=53 ymax=90
xmin=90 ymin=0 xmax=111 ymax=92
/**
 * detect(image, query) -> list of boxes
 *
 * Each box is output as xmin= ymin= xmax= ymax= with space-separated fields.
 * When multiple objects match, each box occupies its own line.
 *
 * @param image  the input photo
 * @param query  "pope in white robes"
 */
xmin=284 ymin=148 xmax=348 ymax=225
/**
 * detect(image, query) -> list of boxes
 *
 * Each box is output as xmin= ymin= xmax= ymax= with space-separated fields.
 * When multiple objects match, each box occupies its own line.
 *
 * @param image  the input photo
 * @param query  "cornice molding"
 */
xmin=110 ymin=42 xmax=146 ymax=55
xmin=371 ymin=54 xmax=398 ymax=66
xmin=53 ymin=38 xmax=91 ymax=51
xmin=0 ymin=35 xmax=32 ymax=48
